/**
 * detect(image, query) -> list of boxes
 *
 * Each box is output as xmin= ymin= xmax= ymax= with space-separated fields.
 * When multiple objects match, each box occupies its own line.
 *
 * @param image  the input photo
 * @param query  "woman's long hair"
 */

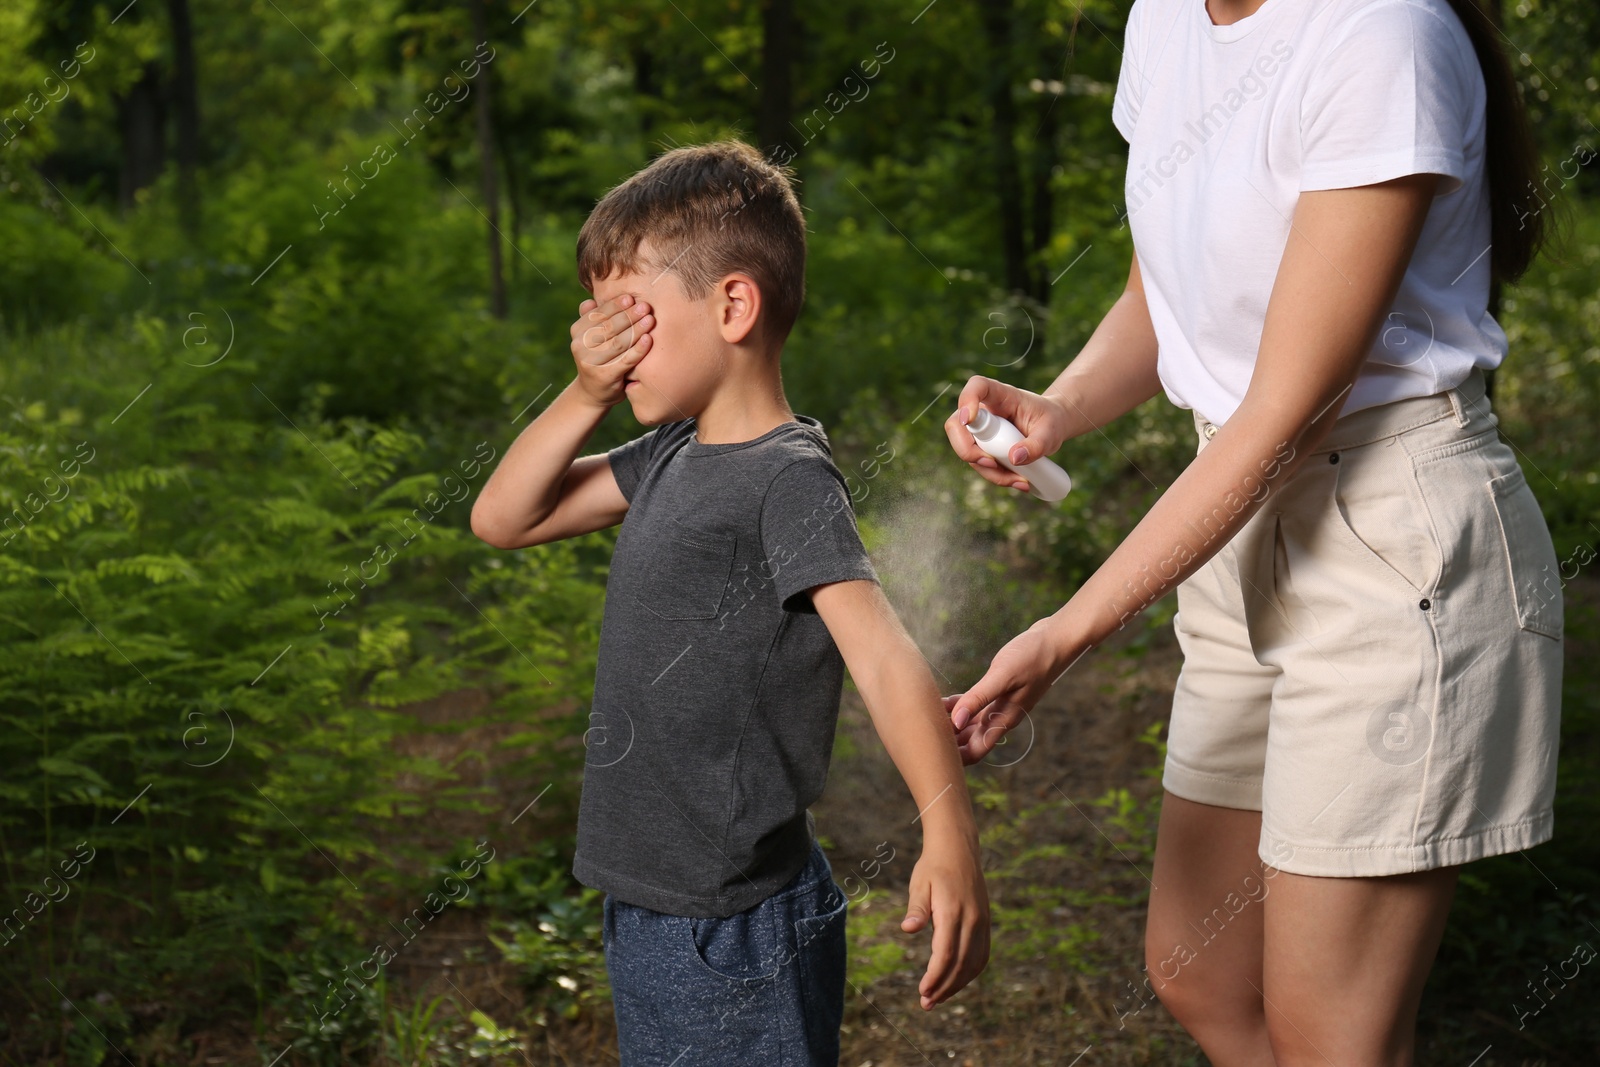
xmin=1439 ymin=0 xmax=1562 ymax=287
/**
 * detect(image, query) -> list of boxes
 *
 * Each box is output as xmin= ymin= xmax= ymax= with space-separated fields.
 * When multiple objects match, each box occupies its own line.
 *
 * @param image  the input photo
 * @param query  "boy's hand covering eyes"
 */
xmin=901 ymin=837 xmax=990 ymax=1010
xmin=569 ymin=294 xmax=654 ymax=408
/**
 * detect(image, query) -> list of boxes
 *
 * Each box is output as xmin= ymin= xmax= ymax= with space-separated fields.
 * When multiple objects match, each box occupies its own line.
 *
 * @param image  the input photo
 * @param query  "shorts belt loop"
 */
xmin=1447 ymin=381 xmax=1469 ymax=428
xmin=1448 ymin=367 xmax=1488 ymax=429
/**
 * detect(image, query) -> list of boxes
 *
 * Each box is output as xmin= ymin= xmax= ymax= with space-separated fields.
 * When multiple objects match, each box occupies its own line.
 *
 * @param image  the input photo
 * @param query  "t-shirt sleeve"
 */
xmin=1298 ymin=1 xmax=1474 ymax=195
xmin=758 ymin=458 xmax=880 ymax=614
xmin=607 ymin=427 xmax=661 ymax=503
xmin=1111 ymin=0 xmax=1147 ymax=143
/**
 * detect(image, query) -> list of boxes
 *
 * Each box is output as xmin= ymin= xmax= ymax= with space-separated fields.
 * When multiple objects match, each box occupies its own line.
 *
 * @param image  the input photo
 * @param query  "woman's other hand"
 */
xmin=943 ymin=619 xmax=1074 ymax=764
xmin=943 ymin=376 xmax=1072 ymax=493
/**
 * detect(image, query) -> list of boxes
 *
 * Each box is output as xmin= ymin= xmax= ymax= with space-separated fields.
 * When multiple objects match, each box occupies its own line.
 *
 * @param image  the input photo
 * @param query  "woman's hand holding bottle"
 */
xmin=943 ymin=375 xmax=1073 ymax=495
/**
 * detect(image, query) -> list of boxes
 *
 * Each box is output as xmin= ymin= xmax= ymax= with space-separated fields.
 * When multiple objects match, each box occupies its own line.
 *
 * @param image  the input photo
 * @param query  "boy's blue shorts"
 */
xmin=602 ymin=839 xmax=848 ymax=1066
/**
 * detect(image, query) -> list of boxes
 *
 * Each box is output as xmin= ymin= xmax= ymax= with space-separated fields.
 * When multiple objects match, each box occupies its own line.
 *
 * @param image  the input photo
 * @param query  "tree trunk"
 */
xmin=116 ymin=61 xmax=167 ymax=212
xmin=634 ymin=46 xmax=660 ymax=145
xmin=757 ymin=0 xmax=796 ymax=156
xmin=980 ymin=0 xmax=1029 ymax=296
xmin=167 ymin=0 xmax=201 ymax=236
xmin=1029 ymin=92 xmax=1059 ymax=303
xmin=502 ymin=136 xmax=523 ymax=286
xmin=469 ymin=0 xmax=507 ymax=318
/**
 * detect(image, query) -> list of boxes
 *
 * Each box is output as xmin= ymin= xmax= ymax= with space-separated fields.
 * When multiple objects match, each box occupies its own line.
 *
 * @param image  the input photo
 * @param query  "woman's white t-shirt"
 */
xmin=1112 ymin=0 xmax=1506 ymax=425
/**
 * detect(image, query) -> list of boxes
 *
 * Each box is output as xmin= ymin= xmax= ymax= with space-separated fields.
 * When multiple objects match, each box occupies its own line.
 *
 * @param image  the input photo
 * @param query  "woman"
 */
xmin=943 ymin=0 xmax=1562 ymax=1060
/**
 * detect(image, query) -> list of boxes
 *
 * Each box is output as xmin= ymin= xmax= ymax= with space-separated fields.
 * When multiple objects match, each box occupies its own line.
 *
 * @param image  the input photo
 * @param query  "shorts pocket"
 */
xmin=1326 ymin=452 xmax=1441 ymax=599
xmin=681 ymin=909 xmax=785 ymax=1057
xmin=635 ymin=521 xmax=736 ymax=621
xmin=793 ymin=884 xmax=847 ymax=971
xmin=794 ymin=886 xmax=847 ymax=1056
xmin=1486 ymin=466 xmax=1563 ymax=640
xmin=686 ymin=909 xmax=781 ymax=984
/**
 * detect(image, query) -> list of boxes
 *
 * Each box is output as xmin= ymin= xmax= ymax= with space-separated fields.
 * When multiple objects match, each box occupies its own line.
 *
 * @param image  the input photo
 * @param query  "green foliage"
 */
xmin=0 ymin=193 xmax=131 ymax=331
xmin=844 ymin=889 xmax=908 ymax=989
xmin=383 ymin=994 xmax=451 ymax=1067
xmin=0 ymin=327 xmax=606 ymax=1058
xmin=2 ymin=0 xmax=1598 ymax=1058
xmin=463 ymin=1009 xmax=527 ymax=1060
xmin=476 ymin=843 xmax=609 ymax=1026
xmin=1495 ymin=203 xmax=1600 ymax=551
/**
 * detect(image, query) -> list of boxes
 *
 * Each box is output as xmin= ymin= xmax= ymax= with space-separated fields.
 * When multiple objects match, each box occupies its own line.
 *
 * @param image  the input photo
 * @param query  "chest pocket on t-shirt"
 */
xmin=635 ymin=522 xmax=737 ymax=621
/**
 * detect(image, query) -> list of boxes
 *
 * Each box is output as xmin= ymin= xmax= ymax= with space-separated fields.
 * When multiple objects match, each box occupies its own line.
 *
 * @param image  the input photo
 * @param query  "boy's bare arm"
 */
xmin=471 ymin=295 xmax=654 ymax=549
xmin=809 ymin=578 xmax=991 ymax=1010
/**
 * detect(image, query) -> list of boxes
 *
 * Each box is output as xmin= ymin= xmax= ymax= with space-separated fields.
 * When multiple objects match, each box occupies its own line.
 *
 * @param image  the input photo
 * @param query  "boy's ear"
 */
xmin=714 ymin=273 xmax=762 ymax=345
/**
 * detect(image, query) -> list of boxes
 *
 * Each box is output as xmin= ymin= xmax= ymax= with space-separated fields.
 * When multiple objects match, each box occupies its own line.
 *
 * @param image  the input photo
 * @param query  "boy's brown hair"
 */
xmin=577 ymin=140 xmax=807 ymax=345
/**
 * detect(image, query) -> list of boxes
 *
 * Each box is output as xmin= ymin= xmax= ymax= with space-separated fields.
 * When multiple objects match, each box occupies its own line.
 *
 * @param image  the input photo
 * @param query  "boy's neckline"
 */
xmin=683 ymin=415 xmax=818 ymax=456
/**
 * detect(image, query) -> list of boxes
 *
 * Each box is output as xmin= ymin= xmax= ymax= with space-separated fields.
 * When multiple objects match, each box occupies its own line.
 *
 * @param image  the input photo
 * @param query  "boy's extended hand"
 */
xmin=808 ymin=577 xmax=992 ymax=1010
xmin=568 ymin=294 xmax=654 ymax=408
xmin=901 ymin=834 xmax=990 ymax=1010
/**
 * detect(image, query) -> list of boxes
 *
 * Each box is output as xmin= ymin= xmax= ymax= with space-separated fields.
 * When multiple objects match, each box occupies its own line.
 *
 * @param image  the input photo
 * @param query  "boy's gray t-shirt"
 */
xmin=572 ymin=415 xmax=878 ymax=917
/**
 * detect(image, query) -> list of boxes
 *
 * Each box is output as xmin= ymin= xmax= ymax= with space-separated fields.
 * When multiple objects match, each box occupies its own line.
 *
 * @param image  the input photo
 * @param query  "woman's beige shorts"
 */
xmin=1166 ymin=369 xmax=1563 ymax=877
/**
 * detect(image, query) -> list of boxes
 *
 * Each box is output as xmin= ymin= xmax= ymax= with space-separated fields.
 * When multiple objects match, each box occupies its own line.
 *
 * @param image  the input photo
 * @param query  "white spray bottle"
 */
xmin=964 ymin=406 xmax=1073 ymax=503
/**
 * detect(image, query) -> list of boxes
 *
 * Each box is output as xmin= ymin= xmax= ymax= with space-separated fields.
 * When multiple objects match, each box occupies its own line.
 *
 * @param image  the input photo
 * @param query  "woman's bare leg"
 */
xmin=1145 ymin=792 xmax=1276 ymax=1065
xmin=1261 ymin=865 xmax=1457 ymax=1066
xmin=1146 ymin=792 xmax=1457 ymax=1065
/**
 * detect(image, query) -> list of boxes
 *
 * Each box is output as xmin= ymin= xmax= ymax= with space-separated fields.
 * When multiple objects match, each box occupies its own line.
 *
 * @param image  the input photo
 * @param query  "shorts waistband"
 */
xmin=1193 ymin=368 xmax=1495 ymax=453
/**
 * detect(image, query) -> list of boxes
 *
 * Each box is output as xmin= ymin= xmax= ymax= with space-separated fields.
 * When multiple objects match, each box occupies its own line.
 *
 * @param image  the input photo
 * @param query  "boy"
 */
xmin=470 ymin=140 xmax=988 ymax=1066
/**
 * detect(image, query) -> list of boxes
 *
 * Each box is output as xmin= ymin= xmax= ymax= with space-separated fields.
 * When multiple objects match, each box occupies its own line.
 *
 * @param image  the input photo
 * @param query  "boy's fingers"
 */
xmin=953 ymin=920 xmax=983 ymax=994
xmin=593 ymin=305 xmax=641 ymax=349
xmin=576 ymin=322 xmax=614 ymax=355
xmin=921 ymin=912 xmax=958 ymax=1008
xmin=614 ymin=332 xmax=652 ymax=374
xmin=581 ymin=315 xmax=654 ymax=367
xmin=629 ymin=331 xmax=653 ymax=359
xmin=574 ymin=297 xmax=643 ymax=347
xmin=937 ymin=910 xmax=986 ymax=1004
xmin=960 ymin=729 xmax=985 ymax=764
xmin=583 ymin=294 xmax=626 ymax=322
xmin=902 ymin=877 xmax=931 ymax=934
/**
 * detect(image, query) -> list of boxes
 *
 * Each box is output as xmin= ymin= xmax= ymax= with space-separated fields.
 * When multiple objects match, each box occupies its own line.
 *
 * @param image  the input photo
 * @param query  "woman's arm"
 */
xmin=1044 ymin=248 xmax=1165 ymax=439
xmin=951 ymin=173 xmax=1440 ymax=760
xmin=945 ymin=250 xmax=1162 ymax=491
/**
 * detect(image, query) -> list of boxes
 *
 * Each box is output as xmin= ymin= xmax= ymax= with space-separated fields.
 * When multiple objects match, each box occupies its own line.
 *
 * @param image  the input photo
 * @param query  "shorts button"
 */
xmin=1203 ymin=423 xmax=1218 ymax=439
xmin=1419 ymin=598 xmax=1431 ymax=611
xmin=1328 ymin=452 xmax=1340 ymax=464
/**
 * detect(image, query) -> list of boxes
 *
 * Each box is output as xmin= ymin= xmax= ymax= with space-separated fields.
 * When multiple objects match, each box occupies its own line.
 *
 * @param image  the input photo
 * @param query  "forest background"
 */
xmin=1 ymin=0 xmax=1598 ymax=1062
